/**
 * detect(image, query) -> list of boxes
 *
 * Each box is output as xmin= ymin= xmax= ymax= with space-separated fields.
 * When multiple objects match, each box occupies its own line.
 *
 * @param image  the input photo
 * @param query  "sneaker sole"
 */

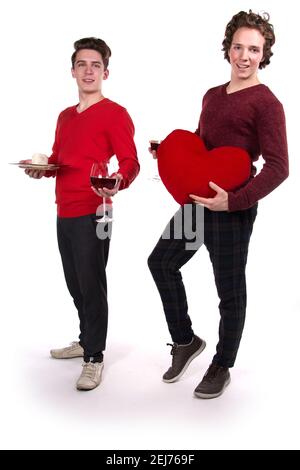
xmin=193 ymin=376 xmax=231 ymax=399
xmin=162 ymin=340 xmax=206 ymax=383
xmin=50 ymin=353 xmax=84 ymax=359
xmin=76 ymin=383 xmax=100 ymax=391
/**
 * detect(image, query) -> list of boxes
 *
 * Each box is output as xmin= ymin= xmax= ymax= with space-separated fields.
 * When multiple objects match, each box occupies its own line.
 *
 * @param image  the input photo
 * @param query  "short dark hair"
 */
xmin=71 ymin=37 xmax=111 ymax=69
xmin=222 ymin=10 xmax=275 ymax=69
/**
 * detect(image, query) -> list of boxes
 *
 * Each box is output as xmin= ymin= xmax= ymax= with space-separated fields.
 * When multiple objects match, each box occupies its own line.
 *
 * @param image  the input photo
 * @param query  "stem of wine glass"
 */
xmin=103 ymin=196 xmax=106 ymax=217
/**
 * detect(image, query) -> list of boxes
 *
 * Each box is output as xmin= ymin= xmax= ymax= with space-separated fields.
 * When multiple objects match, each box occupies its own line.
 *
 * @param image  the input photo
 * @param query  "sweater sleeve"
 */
xmin=228 ymin=100 xmax=289 ymax=211
xmin=107 ymin=108 xmax=140 ymax=190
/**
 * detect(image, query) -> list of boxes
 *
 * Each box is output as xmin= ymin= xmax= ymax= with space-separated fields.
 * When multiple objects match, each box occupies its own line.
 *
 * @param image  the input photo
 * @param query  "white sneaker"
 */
xmin=76 ymin=362 xmax=104 ymax=391
xmin=50 ymin=341 xmax=84 ymax=359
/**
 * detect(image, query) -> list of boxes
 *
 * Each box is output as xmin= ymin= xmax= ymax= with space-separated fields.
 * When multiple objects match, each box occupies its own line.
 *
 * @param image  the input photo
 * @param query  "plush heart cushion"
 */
xmin=157 ymin=129 xmax=251 ymax=205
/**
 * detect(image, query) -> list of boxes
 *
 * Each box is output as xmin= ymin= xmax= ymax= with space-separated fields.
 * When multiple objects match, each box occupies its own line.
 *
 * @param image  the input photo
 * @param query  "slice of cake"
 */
xmin=31 ymin=153 xmax=48 ymax=165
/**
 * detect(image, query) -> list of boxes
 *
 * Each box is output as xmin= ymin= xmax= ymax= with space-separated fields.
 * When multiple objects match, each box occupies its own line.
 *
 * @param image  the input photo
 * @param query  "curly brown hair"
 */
xmin=71 ymin=37 xmax=111 ymax=70
xmin=222 ymin=10 xmax=275 ymax=69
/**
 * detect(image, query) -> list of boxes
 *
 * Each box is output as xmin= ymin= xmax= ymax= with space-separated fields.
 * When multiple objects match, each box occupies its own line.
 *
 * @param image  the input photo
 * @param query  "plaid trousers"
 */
xmin=148 ymin=203 xmax=257 ymax=368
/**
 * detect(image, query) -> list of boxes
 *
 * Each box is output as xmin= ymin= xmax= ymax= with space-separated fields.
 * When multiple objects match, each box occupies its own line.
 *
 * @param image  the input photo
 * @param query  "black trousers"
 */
xmin=148 ymin=204 xmax=257 ymax=368
xmin=57 ymin=214 xmax=110 ymax=361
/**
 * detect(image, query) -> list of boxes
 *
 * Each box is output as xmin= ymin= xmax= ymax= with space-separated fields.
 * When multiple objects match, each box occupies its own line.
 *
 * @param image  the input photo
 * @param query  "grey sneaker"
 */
xmin=163 ymin=335 xmax=206 ymax=383
xmin=76 ymin=362 xmax=104 ymax=391
xmin=194 ymin=363 xmax=231 ymax=399
xmin=50 ymin=341 xmax=84 ymax=359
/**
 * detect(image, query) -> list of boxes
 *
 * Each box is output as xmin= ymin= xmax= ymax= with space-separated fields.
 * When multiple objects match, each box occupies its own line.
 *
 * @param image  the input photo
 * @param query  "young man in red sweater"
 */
xmin=25 ymin=37 xmax=140 ymax=391
xmin=148 ymin=11 xmax=288 ymax=398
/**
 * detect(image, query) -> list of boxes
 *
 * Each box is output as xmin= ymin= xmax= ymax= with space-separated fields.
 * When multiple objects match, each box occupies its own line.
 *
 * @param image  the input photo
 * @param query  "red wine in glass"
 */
xmin=90 ymin=162 xmax=117 ymax=223
xmin=150 ymin=140 xmax=160 ymax=151
xmin=90 ymin=176 xmax=117 ymax=190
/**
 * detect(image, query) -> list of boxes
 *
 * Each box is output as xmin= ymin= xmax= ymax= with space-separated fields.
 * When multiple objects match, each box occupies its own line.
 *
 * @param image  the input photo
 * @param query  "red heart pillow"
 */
xmin=157 ymin=129 xmax=251 ymax=205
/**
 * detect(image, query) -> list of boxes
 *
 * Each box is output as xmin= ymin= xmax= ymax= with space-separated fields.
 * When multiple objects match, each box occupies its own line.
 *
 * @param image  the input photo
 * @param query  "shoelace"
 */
xmin=166 ymin=343 xmax=178 ymax=356
xmin=81 ymin=363 xmax=97 ymax=379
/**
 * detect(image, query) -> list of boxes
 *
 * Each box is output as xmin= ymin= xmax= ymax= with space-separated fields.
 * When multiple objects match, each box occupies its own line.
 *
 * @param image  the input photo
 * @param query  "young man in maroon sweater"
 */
xmin=148 ymin=11 xmax=288 ymax=398
xmin=25 ymin=37 xmax=140 ymax=391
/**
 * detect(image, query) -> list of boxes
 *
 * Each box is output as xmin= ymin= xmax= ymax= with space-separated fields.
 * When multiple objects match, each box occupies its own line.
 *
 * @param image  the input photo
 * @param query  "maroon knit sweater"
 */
xmin=195 ymin=83 xmax=289 ymax=211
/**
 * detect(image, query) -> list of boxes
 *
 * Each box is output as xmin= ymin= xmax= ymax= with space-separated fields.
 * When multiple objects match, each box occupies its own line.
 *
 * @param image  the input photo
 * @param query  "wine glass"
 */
xmin=90 ymin=162 xmax=118 ymax=223
xmin=149 ymin=139 xmax=161 ymax=182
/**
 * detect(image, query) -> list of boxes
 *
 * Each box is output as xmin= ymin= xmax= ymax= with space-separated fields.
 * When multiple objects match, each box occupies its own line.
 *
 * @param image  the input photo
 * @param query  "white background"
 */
xmin=1 ymin=0 xmax=299 ymax=450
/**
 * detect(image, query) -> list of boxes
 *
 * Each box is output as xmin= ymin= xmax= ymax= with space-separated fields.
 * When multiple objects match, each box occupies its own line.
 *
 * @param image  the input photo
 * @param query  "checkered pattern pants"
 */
xmin=148 ymin=203 xmax=257 ymax=368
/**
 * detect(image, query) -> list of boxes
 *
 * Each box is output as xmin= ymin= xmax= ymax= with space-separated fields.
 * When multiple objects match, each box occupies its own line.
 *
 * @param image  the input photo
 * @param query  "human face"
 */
xmin=71 ymin=49 xmax=109 ymax=95
xmin=228 ymin=27 xmax=265 ymax=83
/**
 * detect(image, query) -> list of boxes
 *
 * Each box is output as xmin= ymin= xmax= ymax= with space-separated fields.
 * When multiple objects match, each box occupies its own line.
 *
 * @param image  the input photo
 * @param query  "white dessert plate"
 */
xmin=9 ymin=162 xmax=63 ymax=170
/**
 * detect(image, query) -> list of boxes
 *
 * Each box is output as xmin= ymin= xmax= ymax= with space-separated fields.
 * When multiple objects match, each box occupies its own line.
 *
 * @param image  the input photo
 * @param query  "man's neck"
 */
xmin=77 ymin=92 xmax=105 ymax=113
xmin=227 ymin=76 xmax=260 ymax=94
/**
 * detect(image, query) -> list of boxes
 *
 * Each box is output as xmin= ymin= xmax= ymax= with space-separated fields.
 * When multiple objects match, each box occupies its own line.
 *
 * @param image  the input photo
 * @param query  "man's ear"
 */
xmin=103 ymin=69 xmax=109 ymax=80
xmin=71 ymin=67 xmax=75 ymax=78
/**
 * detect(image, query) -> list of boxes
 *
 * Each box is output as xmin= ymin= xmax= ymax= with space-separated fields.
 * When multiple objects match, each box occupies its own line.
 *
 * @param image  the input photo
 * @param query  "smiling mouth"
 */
xmin=237 ymin=64 xmax=249 ymax=69
xmin=82 ymin=79 xmax=95 ymax=83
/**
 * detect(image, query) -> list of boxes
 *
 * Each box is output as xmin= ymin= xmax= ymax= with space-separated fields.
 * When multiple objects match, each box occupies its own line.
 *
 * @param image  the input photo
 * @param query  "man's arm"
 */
xmin=228 ymin=100 xmax=289 ymax=211
xmin=107 ymin=108 xmax=140 ymax=190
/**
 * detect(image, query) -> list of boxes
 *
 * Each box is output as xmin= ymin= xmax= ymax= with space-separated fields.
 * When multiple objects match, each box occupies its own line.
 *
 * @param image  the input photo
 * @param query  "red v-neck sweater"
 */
xmin=196 ymin=83 xmax=289 ymax=211
xmin=47 ymin=98 xmax=140 ymax=217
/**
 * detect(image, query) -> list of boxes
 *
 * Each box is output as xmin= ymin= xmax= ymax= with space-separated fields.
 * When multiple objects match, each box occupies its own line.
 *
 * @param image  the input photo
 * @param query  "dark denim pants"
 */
xmin=57 ymin=214 xmax=111 ymax=361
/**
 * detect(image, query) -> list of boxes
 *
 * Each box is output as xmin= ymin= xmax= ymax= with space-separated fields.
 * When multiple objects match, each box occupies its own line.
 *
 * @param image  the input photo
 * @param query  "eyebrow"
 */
xmin=232 ymin=42 xmax=261 ymax=49
xmin=75 ymin=60 xmax=103 ymax=65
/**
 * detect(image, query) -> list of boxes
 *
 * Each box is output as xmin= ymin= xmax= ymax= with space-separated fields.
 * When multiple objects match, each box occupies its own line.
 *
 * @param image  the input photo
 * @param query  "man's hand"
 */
xmin=148 ymin=147 xmax=157 ymax=159
xmin=91 ymin=173 xmax=123 ymax=198
xmin=190 ymin=181 xmax=229 ymax=211
xmin=21 ymin=160 xmax=45 ymax=179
